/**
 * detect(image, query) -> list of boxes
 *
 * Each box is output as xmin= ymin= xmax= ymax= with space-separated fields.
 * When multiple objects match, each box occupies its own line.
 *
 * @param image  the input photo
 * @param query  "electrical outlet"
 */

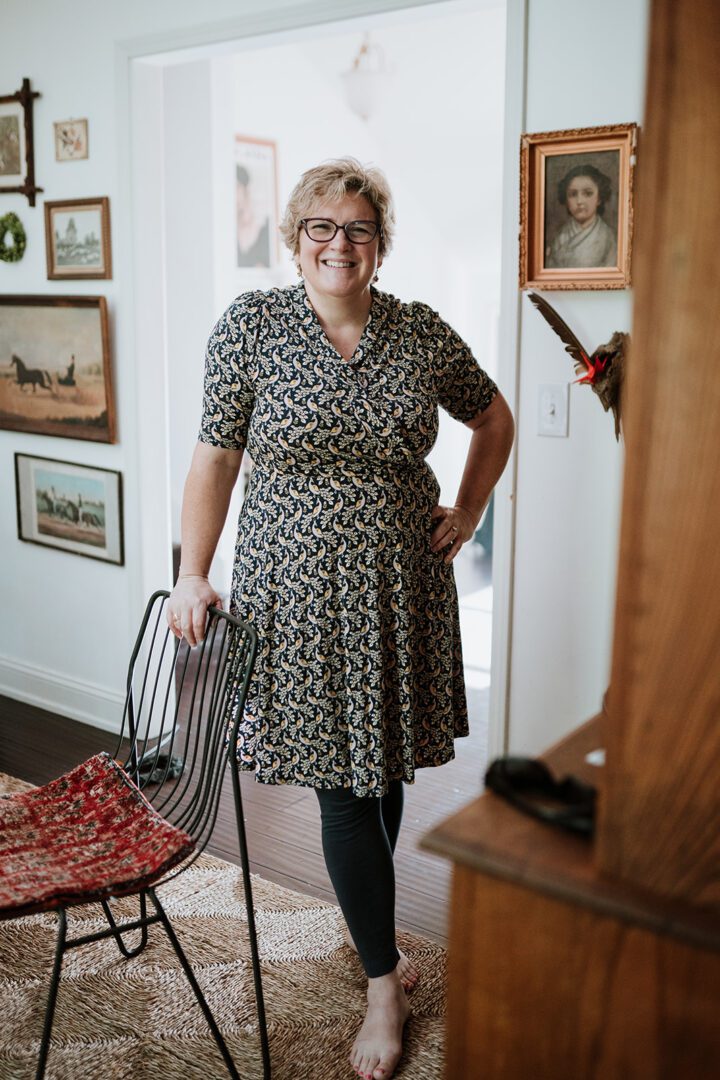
xmin=537 ymin=383 xmax=569 ymax=437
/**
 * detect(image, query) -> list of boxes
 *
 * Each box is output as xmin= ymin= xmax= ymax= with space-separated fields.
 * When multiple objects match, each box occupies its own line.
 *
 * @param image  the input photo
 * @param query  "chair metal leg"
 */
xmin=101 ymin=892 xmax=150 ymax=958
xmin=147 ymin=888 xmax=244 ymax=1080
xmin=36 ymin=908 xmax=67 ymax=1080
xmin=231 ymin=767 xmax=272 ymax=1080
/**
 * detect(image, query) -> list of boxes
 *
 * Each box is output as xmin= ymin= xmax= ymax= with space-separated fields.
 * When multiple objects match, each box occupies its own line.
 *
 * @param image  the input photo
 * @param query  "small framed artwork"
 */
xmin=235 ymin=135 xmax=278 ymax=270
xmin=519 ymin=123 xmax=638 ymax=290
xmin=53 ymin=118 xmax=89 ymax=161
xmin=0 ymin=78 xmax=43 ymax=206
xmin=44 ymin=197 xmax=112 ymax=279
xmin=0 ymin=295 xmax=116 ymax=442
xmin=15 ymin=453 xmax=124 ymax=565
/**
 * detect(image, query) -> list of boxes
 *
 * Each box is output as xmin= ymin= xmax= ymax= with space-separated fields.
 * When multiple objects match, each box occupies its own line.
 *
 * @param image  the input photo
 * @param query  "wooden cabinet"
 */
xmin=422 ymin=1 xmax=720 ymax=1073
xmin=423 ymin=720 xmax=720 ymax=1077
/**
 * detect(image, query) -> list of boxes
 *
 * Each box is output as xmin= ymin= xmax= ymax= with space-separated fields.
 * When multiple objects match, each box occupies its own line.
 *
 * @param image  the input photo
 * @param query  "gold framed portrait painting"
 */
xmin=520 ymin=123 xmax=638 ymax=290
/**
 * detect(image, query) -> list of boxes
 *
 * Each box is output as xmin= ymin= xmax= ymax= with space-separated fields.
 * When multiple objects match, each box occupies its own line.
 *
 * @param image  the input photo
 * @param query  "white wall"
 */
xmin=506 ymin=0 xmax=650 ymax=753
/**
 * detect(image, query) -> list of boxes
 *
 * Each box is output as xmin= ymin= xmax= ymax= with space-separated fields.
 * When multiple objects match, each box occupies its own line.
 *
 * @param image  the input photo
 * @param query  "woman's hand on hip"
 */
xmin=167 ymin=574 xmax=222 ymax=646
xmin=430 ymin=505 xmax=477 ymax=564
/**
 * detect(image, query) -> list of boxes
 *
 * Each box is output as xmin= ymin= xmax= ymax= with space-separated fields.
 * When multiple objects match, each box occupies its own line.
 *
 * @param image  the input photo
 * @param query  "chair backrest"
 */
xmin=113 ymin=591 xmax=257 ymax=873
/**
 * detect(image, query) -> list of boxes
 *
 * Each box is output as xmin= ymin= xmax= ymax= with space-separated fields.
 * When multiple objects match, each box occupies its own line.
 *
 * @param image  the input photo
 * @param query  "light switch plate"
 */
xmin=537 ymin=382 xmax=569 ymax=437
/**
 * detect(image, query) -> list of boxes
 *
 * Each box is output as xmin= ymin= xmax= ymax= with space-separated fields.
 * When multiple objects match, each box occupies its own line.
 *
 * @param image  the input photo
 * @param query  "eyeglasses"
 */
xmin=300 ymin=218 xmax=381 ymax=244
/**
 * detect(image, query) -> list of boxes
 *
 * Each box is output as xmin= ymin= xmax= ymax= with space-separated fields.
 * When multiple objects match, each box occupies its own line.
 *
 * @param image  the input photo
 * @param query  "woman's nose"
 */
xmin=330 ymin=228 xmax=353 ymax=249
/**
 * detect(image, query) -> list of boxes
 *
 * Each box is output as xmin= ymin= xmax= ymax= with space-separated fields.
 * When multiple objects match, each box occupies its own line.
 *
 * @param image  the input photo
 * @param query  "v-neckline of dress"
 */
xmin=299 ymin=282 xmax=380 ymax=368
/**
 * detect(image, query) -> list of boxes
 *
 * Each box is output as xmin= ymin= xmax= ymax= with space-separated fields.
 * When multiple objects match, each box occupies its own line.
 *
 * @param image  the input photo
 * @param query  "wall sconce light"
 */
xmin=341 ymin=34 xmax=392 ymax=122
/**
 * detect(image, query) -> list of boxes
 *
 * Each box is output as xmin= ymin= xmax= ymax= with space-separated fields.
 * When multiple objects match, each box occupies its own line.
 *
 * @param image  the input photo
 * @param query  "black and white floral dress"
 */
xmin=199 ymin=283 xmax=497 ymax=797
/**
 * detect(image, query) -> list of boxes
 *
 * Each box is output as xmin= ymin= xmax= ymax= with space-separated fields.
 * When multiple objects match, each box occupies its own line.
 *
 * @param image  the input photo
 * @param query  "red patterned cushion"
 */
xmin=0 ymin=752 xmax=195 ymax=919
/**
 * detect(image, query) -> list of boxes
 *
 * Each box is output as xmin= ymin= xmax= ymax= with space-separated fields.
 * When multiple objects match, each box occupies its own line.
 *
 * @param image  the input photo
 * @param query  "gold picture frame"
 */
xmin=44 ymin=197 xmax=112 ymax=280
xmin=519 ymin=123 xmax=638 ymax=291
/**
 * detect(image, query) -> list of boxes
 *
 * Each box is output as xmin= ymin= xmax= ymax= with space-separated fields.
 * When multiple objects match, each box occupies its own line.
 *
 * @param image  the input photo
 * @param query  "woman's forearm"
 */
xmin=178 ymin=442 xmax=243 ymax=578
xmin=455 ymin=394 xmax=515 ymax=527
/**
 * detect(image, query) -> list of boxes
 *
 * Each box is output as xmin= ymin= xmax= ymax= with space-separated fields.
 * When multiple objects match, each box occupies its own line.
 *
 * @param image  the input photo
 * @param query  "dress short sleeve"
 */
xmin=415 ymin=303 xmax=498 ymax=423
xmin=198 ymin=293 xmax=263 ymax=452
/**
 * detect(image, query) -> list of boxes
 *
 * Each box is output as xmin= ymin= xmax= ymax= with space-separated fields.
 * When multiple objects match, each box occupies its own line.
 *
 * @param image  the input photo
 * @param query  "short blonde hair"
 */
xmin=280 ymin=157 xmax=395 ymax=260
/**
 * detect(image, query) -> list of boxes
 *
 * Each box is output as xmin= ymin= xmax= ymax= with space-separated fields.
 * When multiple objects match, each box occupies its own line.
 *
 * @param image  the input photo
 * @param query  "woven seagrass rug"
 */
xmin=0 ymin=772 xmax=446 ymax=1080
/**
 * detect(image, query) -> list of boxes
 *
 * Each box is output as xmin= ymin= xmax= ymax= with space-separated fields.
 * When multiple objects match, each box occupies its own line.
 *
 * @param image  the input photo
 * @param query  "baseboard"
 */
xmin=0 ymin=654 xmax=124 ymax=734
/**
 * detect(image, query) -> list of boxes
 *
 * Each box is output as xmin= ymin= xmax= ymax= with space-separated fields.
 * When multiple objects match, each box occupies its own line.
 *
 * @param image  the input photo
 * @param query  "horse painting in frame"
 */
xmin=0 ymin=295 xmax=116 ymax=442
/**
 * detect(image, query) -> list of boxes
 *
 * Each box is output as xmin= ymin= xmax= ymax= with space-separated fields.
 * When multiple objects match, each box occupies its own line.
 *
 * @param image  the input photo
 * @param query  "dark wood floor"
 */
xmin=0 ymin=687 xmax=489 ymax=947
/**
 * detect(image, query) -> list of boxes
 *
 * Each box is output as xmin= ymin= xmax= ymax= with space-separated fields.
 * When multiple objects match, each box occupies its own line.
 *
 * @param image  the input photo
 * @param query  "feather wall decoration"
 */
xmin=528 ymin=292 xmax=627 ymax=440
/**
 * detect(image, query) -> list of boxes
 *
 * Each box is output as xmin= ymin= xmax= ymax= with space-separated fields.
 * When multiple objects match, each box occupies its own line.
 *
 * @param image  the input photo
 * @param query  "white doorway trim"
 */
xmin=488 ymin=0 xmax=526 ymax=758
xmin=115 ymin=0 xmax=527 ymax=760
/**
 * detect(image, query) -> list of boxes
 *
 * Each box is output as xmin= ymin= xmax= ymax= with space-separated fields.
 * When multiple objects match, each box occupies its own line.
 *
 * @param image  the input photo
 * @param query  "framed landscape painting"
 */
xmin=15 ymin=453 xmax=124 ymax=565
xmin=0 ymin=295 xmax=115 ymax=441
xmin=44 ymin=197 xmax=112 ymax=279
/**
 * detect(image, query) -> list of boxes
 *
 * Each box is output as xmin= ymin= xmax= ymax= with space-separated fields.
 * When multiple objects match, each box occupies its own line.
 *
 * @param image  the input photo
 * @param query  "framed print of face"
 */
xmin=520 ymin=123 xmax=638 ymax=290
xmin=235 ymin=135 xmax=278 ymax=270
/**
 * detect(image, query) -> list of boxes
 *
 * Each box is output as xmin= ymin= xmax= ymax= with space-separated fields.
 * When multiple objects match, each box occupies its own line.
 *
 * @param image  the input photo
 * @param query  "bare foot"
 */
xmin=343 ymin=926 xmax=420 ymax=992
xmin=350 ymin=971 xmax=410 ymax=1080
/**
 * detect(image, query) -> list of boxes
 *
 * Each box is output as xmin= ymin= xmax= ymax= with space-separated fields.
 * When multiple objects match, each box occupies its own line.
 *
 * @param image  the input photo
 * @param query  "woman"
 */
xmin=168 ymin=158 xmax=514 ymax=1080
xmin=545 ymin=162 xmax=617 ymax=269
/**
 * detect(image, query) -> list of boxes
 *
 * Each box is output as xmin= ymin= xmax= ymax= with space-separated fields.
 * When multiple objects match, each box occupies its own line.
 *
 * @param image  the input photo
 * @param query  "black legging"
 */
xmin=315 ymin=781 xmax=404 ymax=979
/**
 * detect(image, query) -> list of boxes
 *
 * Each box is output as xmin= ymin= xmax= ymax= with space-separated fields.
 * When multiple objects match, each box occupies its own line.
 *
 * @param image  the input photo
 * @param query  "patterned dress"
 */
xmin=200 ymin=283 xmax=497 ymax=796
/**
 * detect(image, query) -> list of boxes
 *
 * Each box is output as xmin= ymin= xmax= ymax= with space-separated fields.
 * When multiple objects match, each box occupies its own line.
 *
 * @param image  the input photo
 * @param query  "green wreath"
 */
xmin=0 ymin=212 xmax=27 ymax=263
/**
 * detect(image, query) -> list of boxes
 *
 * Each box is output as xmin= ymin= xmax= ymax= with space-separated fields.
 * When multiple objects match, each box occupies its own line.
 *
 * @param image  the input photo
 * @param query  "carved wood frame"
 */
xmin=0 ymin=78 xmax=43 ymax=206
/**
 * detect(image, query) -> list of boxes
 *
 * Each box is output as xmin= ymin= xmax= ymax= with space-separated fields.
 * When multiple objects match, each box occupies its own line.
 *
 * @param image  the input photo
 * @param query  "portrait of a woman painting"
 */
xmin=544 ymin=151 xmax=620 ymax=270
xmin=519 ymin=124 xmax=636 ymax=290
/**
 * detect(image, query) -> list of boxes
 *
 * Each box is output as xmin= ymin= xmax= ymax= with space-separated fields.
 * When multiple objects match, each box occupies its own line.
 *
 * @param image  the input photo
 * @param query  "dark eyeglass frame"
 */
xmin=300 ymin=218 xmax=381 ymax=245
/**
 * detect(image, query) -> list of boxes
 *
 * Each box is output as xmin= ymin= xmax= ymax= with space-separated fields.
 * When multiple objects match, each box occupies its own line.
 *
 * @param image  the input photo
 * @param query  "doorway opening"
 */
xmin=133 ymin=0 xmax=508 ymax=800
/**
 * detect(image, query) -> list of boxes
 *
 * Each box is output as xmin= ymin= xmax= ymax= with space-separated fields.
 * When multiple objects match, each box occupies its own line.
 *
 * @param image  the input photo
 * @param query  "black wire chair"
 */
xmin=0 ymin=590 xmax=270 ymax=1080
